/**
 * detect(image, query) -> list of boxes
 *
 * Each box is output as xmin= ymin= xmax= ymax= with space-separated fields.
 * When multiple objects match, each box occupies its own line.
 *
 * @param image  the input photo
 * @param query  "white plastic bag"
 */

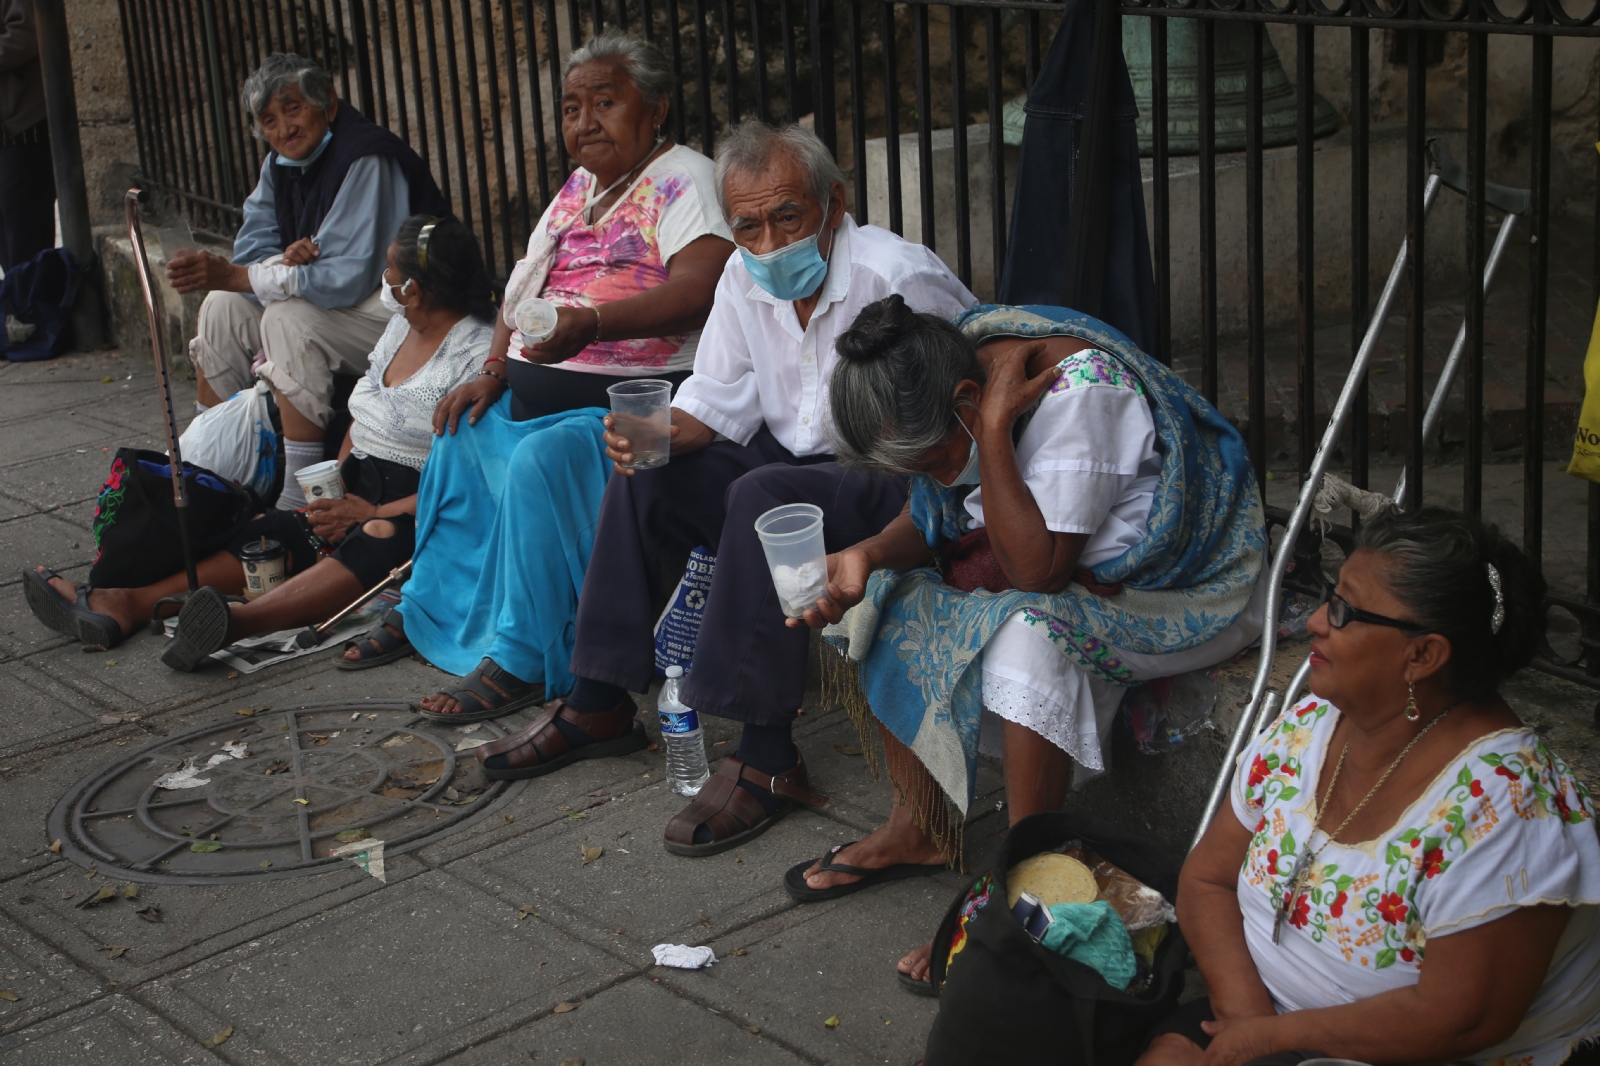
xmin=178 ymin=379 xmax=279 ymax=499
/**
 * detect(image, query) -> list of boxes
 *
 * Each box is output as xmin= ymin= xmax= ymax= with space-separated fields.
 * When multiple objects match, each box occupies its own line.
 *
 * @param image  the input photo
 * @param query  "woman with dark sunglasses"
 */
xmin=1139 ymin=505 xmax=1600 ymax=1066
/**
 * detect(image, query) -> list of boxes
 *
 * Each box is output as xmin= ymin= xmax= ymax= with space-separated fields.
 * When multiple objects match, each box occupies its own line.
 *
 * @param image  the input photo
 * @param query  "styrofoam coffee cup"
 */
xmin=295 ymin=459 xmax=344 ymax=501
xmin=515 ymin=297 xmax=559 ymax=347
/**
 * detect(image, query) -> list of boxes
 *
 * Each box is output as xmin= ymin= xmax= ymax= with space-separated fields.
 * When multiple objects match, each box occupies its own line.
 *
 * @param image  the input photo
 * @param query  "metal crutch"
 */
xmin=292 ymin=560 xmax=412 ymax=649
xmin=125 ymin=188 xmax=200 ymax=595
xmin=1189 ymin=141 xmax=1530 ymax=850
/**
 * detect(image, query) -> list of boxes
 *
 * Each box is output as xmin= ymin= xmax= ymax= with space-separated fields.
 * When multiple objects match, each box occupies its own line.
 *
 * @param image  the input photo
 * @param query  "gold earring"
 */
xmin=1404 ymin=681 xmax=1420 ymax=723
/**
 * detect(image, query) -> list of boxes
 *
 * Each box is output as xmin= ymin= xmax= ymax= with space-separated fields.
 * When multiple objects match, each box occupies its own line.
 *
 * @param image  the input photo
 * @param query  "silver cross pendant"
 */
xmin=1272 ymin=850 xmax=1313 ymax=945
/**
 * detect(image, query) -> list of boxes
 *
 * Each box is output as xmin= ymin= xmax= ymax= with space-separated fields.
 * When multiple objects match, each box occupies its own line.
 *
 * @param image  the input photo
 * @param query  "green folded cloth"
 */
xmin=1040 ymin=900 xmax=1137 ymax=988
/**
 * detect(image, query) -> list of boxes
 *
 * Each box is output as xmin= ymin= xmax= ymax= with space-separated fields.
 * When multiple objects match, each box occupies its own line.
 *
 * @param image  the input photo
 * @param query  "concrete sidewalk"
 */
xmin=0 ymin=349 xmax=1595 ymax=1065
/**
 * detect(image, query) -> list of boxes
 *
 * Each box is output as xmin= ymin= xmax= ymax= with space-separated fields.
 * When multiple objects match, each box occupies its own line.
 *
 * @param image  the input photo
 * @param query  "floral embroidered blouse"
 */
xmin=1232 ymin=697 xmax=1600 ymax=1066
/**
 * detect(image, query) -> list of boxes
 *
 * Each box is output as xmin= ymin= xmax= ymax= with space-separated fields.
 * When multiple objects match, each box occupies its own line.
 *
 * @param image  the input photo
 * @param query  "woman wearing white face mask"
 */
xmin=780 ymin=296 xmax=1270 ymax=991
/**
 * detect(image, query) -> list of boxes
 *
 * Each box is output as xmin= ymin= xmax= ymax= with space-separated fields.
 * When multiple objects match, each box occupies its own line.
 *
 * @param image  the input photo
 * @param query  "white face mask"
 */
xmin=379 ymin=276 xmax=412 ymax=315
xmin=936 ymin=414 xmax=981 ymax=488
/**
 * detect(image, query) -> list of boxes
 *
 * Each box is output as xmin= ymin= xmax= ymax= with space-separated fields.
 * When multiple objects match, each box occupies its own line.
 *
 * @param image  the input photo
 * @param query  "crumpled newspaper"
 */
xmin=329 ymin=837 xmax=386 ymax=882
xmin=651 ymin=943 xmax=716 ymax=969
xmin=153 ymin=741 xmax=250 ymax=790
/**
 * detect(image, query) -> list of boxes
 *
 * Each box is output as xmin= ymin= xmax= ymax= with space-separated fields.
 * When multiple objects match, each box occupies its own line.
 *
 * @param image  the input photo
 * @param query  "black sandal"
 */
xmin=897 ymin=969 xmax=938 ymax=998
xmin=783 ymin=842 xmax=946 ymax=903
xmin=160 ymin=586 xmax=233 ymax=672
xmin=336 ymin=609 xmax=412 ymax=671
xmin=419 ymin=657 xmax=544 ymax=722
xmin=21 ymin=568 xmax=123 ymax=648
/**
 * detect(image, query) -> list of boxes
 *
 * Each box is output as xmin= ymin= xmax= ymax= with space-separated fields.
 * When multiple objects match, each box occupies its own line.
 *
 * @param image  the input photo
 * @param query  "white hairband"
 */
xmin=1486 ymin=563 xmax=1505 ymax=635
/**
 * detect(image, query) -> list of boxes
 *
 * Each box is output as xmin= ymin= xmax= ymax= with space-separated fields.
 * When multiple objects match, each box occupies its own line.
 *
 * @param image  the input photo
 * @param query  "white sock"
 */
xmin=277 ymin=439 xmax=325 ymax=510
xmin=195 ymin=401 xmax=210 ymax=415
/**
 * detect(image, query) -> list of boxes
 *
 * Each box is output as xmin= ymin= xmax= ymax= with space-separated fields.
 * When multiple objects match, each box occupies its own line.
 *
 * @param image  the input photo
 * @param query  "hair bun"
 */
xmin=835 ymin=293 xmax=917 ymax=364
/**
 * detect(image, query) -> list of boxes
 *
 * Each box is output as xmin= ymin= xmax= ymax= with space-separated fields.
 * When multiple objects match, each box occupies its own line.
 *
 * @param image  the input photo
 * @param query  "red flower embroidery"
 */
xmin=1469 ymin=779 xmax=1484 ymax=797
xmin=1408 ymin=837 xmax=1421 ymax=849
xmin=1255 ymin=816 xmax=1268 ymax=834
xmin=1247 ymin=755 xmax=1271 ymax=788
xmin=1400 ymin=947 xmax=1415 ymax=963
xmin=1555 ymin=790 xmax=1573 ymax=819
xmin=1281 ymin=765 xmax=1298 ymax=777
xmin=1422 ymin=848 xmax=1445 ymax=878
xmin=1377 ymin=893 xmax=1408 ymax=925
xmin=1329 ymin=891 xmax=1347 ymax=918
xmin=1266 ymin=849 xmax=1279 ymax=874
xmin=1288 ymin=894 xmax=1311 ymax=929
xmin=1495 ymin=765 xmax=1517 ymax=779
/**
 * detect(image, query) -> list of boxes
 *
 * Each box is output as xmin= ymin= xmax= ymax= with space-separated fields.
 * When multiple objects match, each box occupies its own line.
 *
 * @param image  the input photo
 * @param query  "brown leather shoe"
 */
xmin=474 ymin=694 xmax=644 ymax=780
xmin=662 ymin=753 xmax=827 ymax=858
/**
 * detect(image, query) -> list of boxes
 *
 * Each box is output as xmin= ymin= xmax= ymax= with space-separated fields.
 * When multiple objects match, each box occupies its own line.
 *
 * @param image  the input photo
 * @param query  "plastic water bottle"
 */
xmin=658 ymin=665 xmax=710 ymax=797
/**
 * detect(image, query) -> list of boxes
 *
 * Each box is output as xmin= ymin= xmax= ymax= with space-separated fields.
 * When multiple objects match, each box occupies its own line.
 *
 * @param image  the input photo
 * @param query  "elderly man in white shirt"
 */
xmin=473 ymin=121 xmax=974 ymax=854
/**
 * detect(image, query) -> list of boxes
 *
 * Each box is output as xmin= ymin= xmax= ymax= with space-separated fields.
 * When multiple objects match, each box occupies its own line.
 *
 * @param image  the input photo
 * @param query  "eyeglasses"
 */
xmin=1322 ymin=588 xmax=1435 ymax=635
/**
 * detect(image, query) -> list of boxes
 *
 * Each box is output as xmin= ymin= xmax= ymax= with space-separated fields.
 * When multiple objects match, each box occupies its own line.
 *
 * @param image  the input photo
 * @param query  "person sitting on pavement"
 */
xmin=784 ymin=298 xmax=1267 ymax=994
xmin=164 ymin=52 xmax=450 ymax=511
xmin=469 ymin=121 xmax=976 ymax=856
xmin=1139 ymin=506 xmax=1600 ymax=1066
xmin=339 ymin=31 xmax=735 ymax=722
xmin=23 ymin=217 xmax=493 ymax=666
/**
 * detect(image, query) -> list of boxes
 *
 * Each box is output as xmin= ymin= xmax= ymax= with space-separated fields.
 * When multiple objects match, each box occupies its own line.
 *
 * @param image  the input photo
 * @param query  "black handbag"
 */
xmin=924 ymin=811 xmax=1189 ymax=1066
xmin=87 ymin=448 xmax=259 ymax=590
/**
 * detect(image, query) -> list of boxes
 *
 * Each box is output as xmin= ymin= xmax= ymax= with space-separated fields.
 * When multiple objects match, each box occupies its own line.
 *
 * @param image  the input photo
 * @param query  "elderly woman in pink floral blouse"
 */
xmin=1140 ymin=506 xmax=1600 ymax=1066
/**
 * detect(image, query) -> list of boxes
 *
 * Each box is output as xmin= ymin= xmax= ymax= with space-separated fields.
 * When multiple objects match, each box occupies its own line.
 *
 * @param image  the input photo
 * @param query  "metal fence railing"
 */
xmin=117 ymin=0 xmax=1600 ymax=692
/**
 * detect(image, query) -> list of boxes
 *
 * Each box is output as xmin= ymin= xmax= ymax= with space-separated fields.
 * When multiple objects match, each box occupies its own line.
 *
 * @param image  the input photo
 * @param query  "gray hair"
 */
xmin=241 ymin=53 xmax=335 ymax=138
xmin=713 ymin=120 xmax=846 ymax=220
xmin=826 ymin=295 xmax=982 ymax=474
xmin=563 ymin=30 xmax=673 ymax=109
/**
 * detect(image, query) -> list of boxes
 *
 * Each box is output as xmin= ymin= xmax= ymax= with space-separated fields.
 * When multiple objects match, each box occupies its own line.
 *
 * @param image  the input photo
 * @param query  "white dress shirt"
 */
xmin=672 ymin=215 xmax=977 ymax=457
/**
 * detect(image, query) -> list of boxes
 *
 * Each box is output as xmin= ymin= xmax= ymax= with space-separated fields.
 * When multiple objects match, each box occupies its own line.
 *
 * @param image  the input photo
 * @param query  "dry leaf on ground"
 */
xmin=824 ymin=1015 xmax=841 ymax=1029
xmin=206 ymin=1025 xmax=233 ymax=1047
xmin=580 ymin=844 xmax=602 ymax=864
xmin=121 ymin=883 xmax=138 ymax=898
xmin=0 ymin=989 xmax=18 ymax=1001
xmin=516 ymin=904 xmax=538 ymax=920
xmin=729 ymin=949 xmax=748 ymax=956
xmin=559 ymin=1059 xmax=584 ymax=1066
xmin=46 ymin=839 xmax=61 ymax=854
xmin=833 ymin=745 xmax=862 ymax=756
xmin=553 ymin=1001 xmax=578 ymax=1013
xmin=189 ymin=841 xmax=222 ymax=853
xmin=136 ymin=906 xmax=162 ymax=923
xmin=745 ymin=1026 xmax=760 ymax=1034
xmin=335 ymin=829 xmax=369 ymax=843
xmin=235 ymin=708 xmax=255 ymax=716
xmin=106 ymin=946 xmax=128 ymax=960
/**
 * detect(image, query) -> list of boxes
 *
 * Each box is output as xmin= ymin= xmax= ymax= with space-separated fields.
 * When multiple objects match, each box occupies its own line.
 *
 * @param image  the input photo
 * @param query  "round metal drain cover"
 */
xmin=48 ymin=702 xmax=522 ymax=884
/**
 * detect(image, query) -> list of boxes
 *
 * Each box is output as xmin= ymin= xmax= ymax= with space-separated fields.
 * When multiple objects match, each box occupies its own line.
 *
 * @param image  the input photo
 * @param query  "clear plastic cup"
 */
xmin=514 ymin=297 xmax=558 ymax=349
xmin=295 ymin=459 xmax=345 ymax=501
xmin=606 ymin=379 xmax=672 ymax=471
xmin=154 ymin=217 xmax=196 ymax=261
xmin=755 ymin=503 xmax=828 ymax=618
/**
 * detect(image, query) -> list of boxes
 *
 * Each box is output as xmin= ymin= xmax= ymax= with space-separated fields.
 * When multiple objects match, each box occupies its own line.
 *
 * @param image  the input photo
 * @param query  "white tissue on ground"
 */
xmin=153 ymin=741 xmax=250 ymax=790
xmin=651 ymin=943 xmax=717 ymax=969
xmin=771 ymin=560 xmax=828 ymax=615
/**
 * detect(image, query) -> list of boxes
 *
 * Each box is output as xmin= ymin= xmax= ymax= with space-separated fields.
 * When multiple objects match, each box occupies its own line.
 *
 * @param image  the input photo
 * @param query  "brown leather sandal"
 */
xmin=473 ymin=695 xmax=644 ymax=780
xmin=662 ymin=753 xmax=828 ymax=858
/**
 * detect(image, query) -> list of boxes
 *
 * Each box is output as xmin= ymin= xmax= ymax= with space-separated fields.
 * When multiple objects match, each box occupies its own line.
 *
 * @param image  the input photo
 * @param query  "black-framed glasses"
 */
xmin=1321 ymin=588 xmax=1435 ymax=635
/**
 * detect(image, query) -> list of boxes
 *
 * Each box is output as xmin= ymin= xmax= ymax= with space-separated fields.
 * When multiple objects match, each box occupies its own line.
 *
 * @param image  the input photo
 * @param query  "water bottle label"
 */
xmin=658 ymin=710 xmax=700 ymax=735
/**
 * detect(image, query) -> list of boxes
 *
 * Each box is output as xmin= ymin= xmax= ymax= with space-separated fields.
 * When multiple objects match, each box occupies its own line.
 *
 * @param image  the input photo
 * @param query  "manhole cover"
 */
xmin=48 ymin=702 xmax=524 ymax=884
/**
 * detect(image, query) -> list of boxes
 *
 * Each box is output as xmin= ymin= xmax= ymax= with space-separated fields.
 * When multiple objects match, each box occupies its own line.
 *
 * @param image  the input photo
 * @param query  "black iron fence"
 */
xmin=117 ymin=0 xmax=1600 ymax=693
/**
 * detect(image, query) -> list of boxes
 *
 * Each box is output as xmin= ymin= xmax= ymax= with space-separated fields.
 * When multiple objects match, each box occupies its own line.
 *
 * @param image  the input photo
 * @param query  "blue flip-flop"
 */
xmin=21 ymin=568 xmax=123 ymax=649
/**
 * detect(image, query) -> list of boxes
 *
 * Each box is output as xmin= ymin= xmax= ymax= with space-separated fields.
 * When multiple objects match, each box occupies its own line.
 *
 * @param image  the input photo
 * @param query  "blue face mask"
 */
xmin=276 ymin=128 xmax=334 ymax=168
xmin=937 ymin=416 xmax=981 ymax=488
xmin=740 ymin=230 xmax=832 ymax=301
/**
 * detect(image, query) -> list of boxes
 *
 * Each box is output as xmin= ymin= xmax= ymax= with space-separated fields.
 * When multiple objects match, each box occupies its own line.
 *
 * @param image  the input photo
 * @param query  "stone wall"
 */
xmin=63 ymin=0 xmax=140 ymax=227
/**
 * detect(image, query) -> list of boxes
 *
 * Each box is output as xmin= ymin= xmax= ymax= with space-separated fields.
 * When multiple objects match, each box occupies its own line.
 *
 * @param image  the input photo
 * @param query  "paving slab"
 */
xmin=0 ymin=661 xmax=109 ymax=757
xmin=0 ymin=910 xmax=107 ymax=1036
xmin=0 ymin=514 xmax=101 ymax=589
xmin=0 ymin=413 xmax=130 ymax=469
xmin=0 ymin=447 xmax=150 ymax=512
xmin=137 ymin=869 xmax=628 ymax=1066
xmin=440 ymin=976 xmax=815 ymax=1065
xmin=657 ymin=877 xmax=961 ymax=1066
xmin=0 ymin=993 xmax=210 ymax=1065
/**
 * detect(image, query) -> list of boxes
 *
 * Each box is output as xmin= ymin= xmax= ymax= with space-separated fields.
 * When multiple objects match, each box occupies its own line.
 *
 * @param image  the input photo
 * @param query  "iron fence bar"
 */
xmin=518 ymin=0 xmax=551 ymax=212
xmin=363 ymin=0 xmax=388 ymax=125
xmin=349 ymin=0 xmax=376 ymax=116
xmin=851 ymin=0 xmax=869 ymax=222
xmin=460 ymin=0 xmax=494 ymax=270
xmin=1120 ymin=5 xmax=1600 ymax=35
xmin=950 ymin=5 xmax=972 ymax=288
xmin=549 ymin=0 xmax=574 ymax=171
xmin=809 ymin=0 xmax=837 ymax=155
xmin=692 ymin=0 xmax=713 ymax=154
xmin=327 ymin=0 xmax=350 ymax=99
xmin=1151 ymin=16 xmax=1170 ymax=364
xmin=167 ymin=0 xmax=210 ymax=218
xmin=914 ymin=3 xmax=935 ymax=252
xmin=985 ymin=6 xmax=1006 ymax=293
xmin=1351 ymin=23 xmax=1369 ymax=496
xmin=198 ymin=0 xmax=235 ymax=206
xmin=722 ymin=0 xmax=740 ymax=126
xmin=218 ymin=1 xmax=257 ymax=202
xmin=1198 ymin=18 xmax=1217 ymax=403
xmin=567 ymin=0 xmax=581 ymax=49
xmin=1246 ymin=21 xmax=1265 ymax=493
xmin=616 ymin=0 xmax=629 ymax=30
xmin=1025 ymin=8 xmax=1040 ymax=85
xmin=1404 ymin=23 xmax=1426 ymax=508
xmin=589 ymin=0 xmax=602 ymax=31
xmin=641 ymin=0 xmax=654 ymax=41
xmin=478 ymin=0 xmax=513 ymax=278
xmin=386 ymin=0 xmax=409 ymax=142
xmin=1524 ymin=28 xmax=1552 ymax=564
xmin=505 ymin=0 xmax=534 ymax=239
xmin=1297 ymin=20 xmax=1316 ymax=481
xmin=442 ymin=0 xmax=474 ymax=227
xmin=781 ymin=0 xmax=799 ymax=121
xmin=405 ymin=0 xmax=430 ymax=174
xmin=752 ymin=0 xmax=770 ymax=124
xmin=1463 ymin=25 xmax=1486 ymax=517
xmin=118 ymin=0 xmax=154 ymax=180
xmin=882 ymin=1 xmax=903 ymax=236
xmin=1591 ymin=51 xmax=1600 ymax=688
xmin=421 ymin=0 xmax=452 ymax=203
xmin=151 ymin=1 xmax=200 ymax=220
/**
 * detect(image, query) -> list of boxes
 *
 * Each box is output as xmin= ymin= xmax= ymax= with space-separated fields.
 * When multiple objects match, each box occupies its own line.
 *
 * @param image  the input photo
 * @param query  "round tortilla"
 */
xmin=1006 ymin=853 xmax=1099 ymax=909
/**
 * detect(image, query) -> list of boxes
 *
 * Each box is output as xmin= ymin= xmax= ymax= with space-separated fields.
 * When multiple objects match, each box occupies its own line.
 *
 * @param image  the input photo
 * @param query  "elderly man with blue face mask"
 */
xmin=471 ymin=120 xmax=975 ymax=854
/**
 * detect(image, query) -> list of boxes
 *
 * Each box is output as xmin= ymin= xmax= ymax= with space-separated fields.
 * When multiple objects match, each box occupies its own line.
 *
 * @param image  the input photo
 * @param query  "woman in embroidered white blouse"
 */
xmin=1141 ymin=507 xmax=1600 ymax=1066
